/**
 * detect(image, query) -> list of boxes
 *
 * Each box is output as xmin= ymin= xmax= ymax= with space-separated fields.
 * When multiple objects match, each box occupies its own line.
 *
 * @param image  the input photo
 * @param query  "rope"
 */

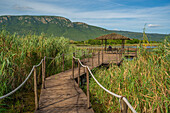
xmin=73 ymin=56 xmax=137 ymax=113
xmin=0 ymin=67 xmax=34 ymax=100
xmin=123 ymin=97 xmax=137 ymax=113
xmin=87 ymin=66 xmax=122 ymax=98
xmin=35 ymin=59 xmax=44 ymax=67
xmin=0 ymin=51 xmax=91 ymax=100
xmin=0 ymin=52 xmax=75 ymax=100
xmin=0 ymin=58 xmax=44 ymax=100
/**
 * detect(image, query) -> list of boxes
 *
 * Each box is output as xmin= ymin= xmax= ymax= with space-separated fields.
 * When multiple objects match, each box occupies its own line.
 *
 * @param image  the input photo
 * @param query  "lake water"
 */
xmin=79 ymin=45 xmax=157 ymax=49
xmin=125 ymin=46 xmax=157 ymax=48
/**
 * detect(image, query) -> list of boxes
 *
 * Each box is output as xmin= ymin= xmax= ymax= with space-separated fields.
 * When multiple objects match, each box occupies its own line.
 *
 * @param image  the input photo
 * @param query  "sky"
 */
xmin=0 ymin=0 xmax=170 ymax=34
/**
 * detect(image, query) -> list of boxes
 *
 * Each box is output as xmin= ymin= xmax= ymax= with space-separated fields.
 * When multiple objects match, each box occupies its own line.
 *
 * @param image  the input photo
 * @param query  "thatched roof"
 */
xmin=95 ymin=33 xmax=132 ymax=40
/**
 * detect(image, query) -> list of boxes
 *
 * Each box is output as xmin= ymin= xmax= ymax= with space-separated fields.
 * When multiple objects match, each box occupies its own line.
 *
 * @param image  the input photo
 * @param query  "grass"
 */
xmin=0 ymin=30 xmax=88 ymax=112
xmin=89 ymin=38 xmax=170 ymax=113
xmin=1 ymin=29 xmax=168 ymax=112
xmin=0 ymin=30 xmax=92 ymax=112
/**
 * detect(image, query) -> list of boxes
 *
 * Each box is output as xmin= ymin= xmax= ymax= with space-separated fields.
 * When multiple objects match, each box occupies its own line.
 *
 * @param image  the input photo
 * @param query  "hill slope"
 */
xmin=0 ymin=15 xmax=169 ymax=41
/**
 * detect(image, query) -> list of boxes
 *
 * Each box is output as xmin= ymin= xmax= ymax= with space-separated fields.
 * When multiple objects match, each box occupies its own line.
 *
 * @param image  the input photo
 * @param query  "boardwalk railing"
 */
xmin=72 ymin=49 xmax=137 ymax=113
xmin=0 ymin=49 xmax=91 ymax=110
xmin=0 ymin=56 xmax=46 ymax=110
xmin=0 ymin=47 xmax=138 ymax=112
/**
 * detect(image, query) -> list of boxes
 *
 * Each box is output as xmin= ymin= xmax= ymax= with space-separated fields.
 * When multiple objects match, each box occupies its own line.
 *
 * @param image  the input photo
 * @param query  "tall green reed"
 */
xmin=89 ymin=38 xmax=169 ymax=113
xmin=0 ymin=30 xmax=73 ymax=98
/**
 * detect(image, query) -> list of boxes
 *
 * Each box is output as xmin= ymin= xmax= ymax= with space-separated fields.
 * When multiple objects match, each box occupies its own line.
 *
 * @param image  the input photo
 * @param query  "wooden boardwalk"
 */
xmin=36 ymin=52 xmax=135 ymax=113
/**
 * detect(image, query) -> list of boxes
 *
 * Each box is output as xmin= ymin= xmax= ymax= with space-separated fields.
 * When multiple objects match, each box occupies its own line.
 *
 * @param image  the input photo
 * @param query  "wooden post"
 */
xmin=120 ymin=98 xmax=128 ymax=113
xmin=82 ymin=51 xmax=84 ymax=60
xmin=83 ymin=51 xmax=85 ymax=73
xmin=38 ymin=67 xmax=41 ymax=84
xmin=121 ymin=49 xmax=122 ymax=59
xmin=102 ymin=40 xmax=103 ymax=63
xmin=122 ymin=40 xmax=125 ymax=50
xmin=105 ymin=39 xmax=107 ymax=52
xmin=116 ymin=48 xmax=118 ymax=64
xmin=78 ymin=61 xmax=80 ymax=87
xmin=92 ymin=52 xmax=94 ymax=68
xmin=98 ymin=51 xmax=100 ymax=65
xmin=84 ymin=67 xmax=85 ymax=73
xmin=84 ymin=50 xmax=85 ymax=62
xmin=118 ymin=49 xmax=120 ymax=62
xmin=88 ymin=50 xmax=90 ymax=62
xmin=34 ymin=67 xmax=39 ymax=110
xmin=44 ymin=57 xmax=46 ymax=79
xmin=86 ymin=67 xmax=90 ymax=108
xmin=136 ymin=46 xmax=137 ymax=57
xmin=128 ymin=47 xmax=129 ymax=56
xmin=72 ymin=53 xmax=75 ymax=79
xmin=42 ymin=59 xmax=45 ymax=89
xmin=62 ymin=54 xmax=64 ymax=72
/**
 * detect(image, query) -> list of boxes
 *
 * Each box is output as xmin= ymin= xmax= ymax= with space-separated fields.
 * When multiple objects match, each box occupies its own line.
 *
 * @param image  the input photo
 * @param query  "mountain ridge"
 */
xmin=0 ymin=15 xmax=169 ymax=41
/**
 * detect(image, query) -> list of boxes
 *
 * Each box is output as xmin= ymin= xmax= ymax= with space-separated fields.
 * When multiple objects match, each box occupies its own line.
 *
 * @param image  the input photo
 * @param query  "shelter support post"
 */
xmin=122 ymin=40 xmax=125 ymax=49
xmin=105 ymin=39 xmax=107 ymax=52
xmin=102 ymin=40 xmax=103 ymax=63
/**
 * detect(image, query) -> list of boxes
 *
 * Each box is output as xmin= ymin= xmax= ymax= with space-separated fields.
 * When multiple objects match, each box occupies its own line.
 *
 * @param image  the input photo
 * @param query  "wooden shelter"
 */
xmin=95 ymin=33 xmax=132 ymax=51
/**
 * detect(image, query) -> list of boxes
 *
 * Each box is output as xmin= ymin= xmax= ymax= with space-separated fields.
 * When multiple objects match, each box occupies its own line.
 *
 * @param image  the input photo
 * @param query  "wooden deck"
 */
xmin=35 ymin=52 xmax=135 ymax=113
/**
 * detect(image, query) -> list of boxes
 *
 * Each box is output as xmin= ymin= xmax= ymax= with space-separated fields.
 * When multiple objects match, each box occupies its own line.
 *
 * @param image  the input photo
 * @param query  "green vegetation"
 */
xmin=0 ymin=24 xmax=169 ymax=112
xmin=0 ymin=15 xmax=169 ymax=41
xmin=0 ymin=30 xmax=79 ymax=112
xmin=74 ymin=38 xmax=158 ymax=45
xmin=89 ymin=38 xmax=170 ymax=112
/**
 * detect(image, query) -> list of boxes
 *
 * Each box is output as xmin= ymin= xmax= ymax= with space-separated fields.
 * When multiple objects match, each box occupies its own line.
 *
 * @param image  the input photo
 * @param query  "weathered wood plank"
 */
xmin=36 ymin=52 xmax=136 ymax=113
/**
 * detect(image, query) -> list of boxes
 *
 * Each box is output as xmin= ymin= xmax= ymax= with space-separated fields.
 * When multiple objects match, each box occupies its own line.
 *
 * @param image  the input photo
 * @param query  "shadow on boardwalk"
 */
xmin=35 ymin=52 xmax=135 ymax=113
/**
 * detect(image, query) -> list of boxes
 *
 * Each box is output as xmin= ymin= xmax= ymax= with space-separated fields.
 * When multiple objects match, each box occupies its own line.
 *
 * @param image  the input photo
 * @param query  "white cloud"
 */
xmin=13 ymin=4 xmax=33 ymax=11
xmin=1 ymin=0 xmax=170 ymax=20
xmin=113 ymin=28 xmax=119 ymax=31
xmin=0 ymin=0 xmax=170 ymax=33
xmin=148 ymin=24 xmax=161 ymax=27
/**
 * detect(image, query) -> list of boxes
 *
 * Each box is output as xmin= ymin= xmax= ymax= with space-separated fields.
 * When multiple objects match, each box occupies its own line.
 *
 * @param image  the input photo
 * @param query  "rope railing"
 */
xmin=0 ymin=67 xmax=34 ymax=100
xmin=0 ymin=51 xmax=78 ymax=98
xmin=0 ymin=49 xmax=87 ymax=90
xmin=0 ymin=47 xmax=136 ymax=112
xmin=0 ymin=58 xmax=44 ymax=100
xmin=72 ymin=51 xmax=137 ymax=113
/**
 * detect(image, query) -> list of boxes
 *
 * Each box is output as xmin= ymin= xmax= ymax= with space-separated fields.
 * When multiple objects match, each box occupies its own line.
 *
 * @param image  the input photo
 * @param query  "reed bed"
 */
xmin=0 ymin=30 xmax=80 ymax=112
xmin=89 ymin=38 xmax=169 ymax=113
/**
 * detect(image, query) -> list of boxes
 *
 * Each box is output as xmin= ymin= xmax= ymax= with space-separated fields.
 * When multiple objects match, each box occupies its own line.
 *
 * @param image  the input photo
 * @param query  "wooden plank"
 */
xmin=36 ymin=52 xmax=130 ymax=113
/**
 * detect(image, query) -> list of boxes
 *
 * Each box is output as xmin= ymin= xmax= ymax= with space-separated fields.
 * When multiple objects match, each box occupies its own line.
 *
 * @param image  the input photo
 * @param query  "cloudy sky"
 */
xmin=0 ymin=0 xmax=170 ymax=34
